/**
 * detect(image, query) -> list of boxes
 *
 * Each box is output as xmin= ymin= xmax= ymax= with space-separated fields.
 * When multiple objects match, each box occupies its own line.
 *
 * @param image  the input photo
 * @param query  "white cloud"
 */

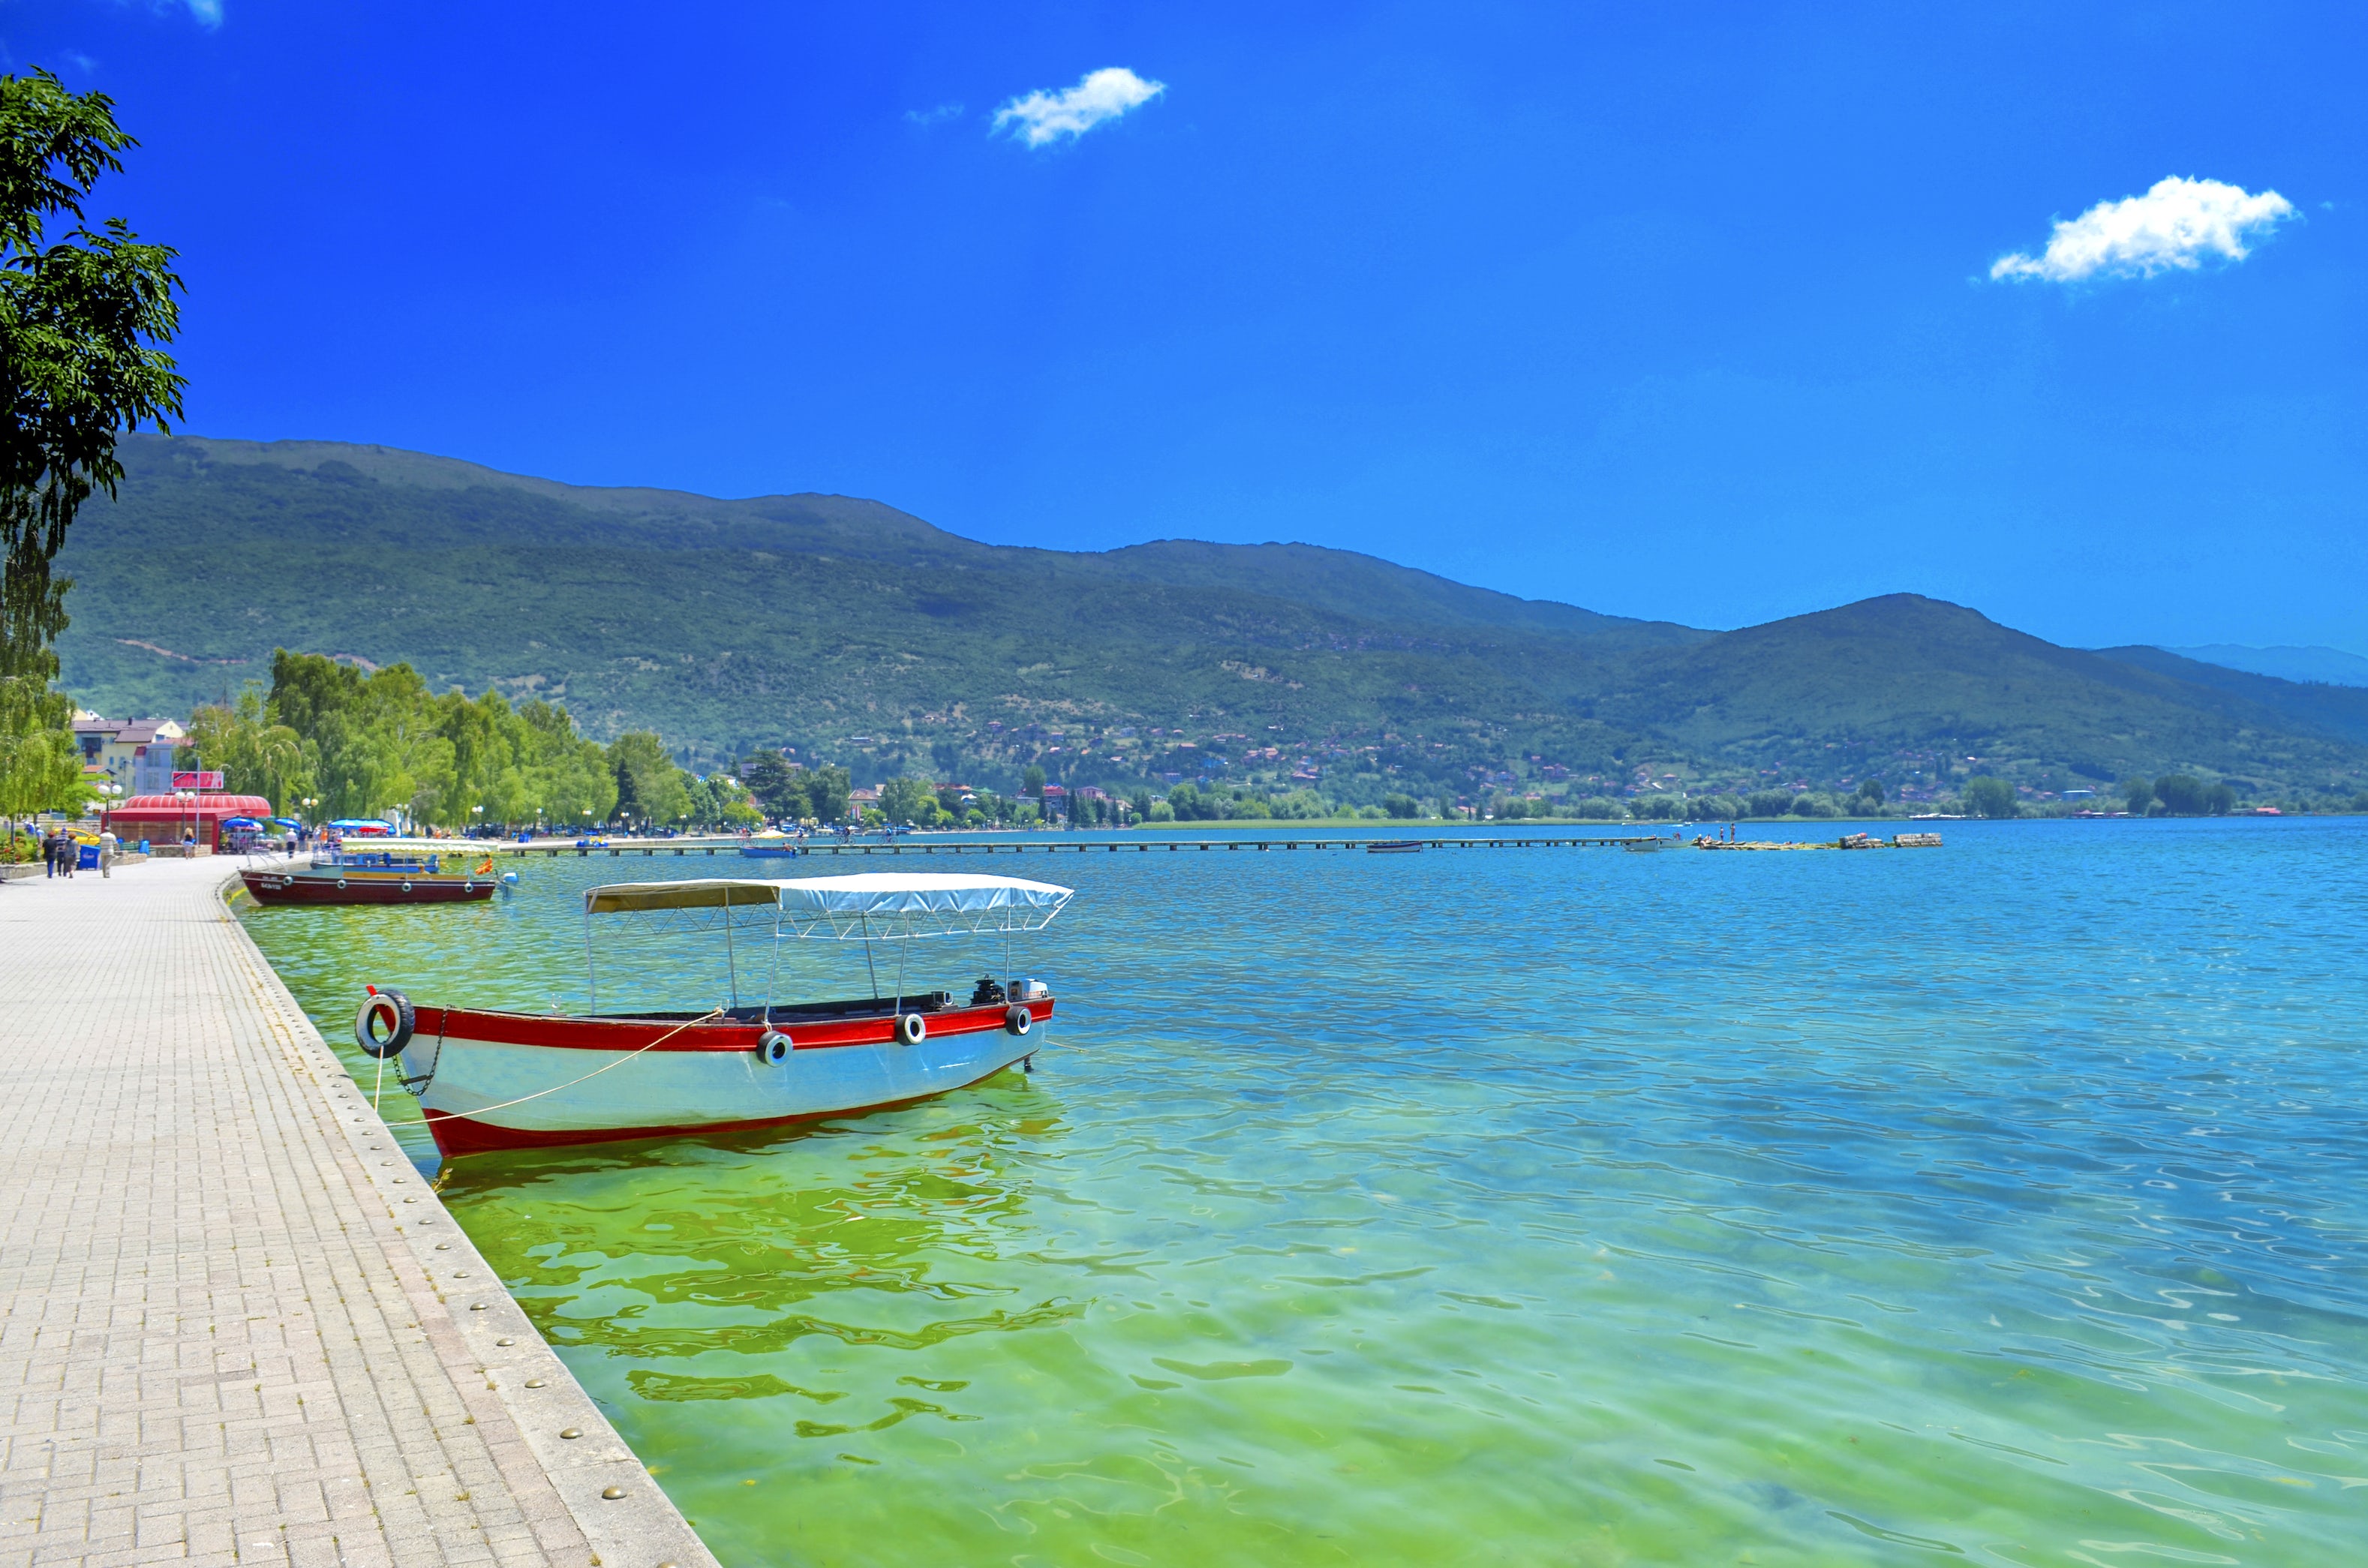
xmin=904 ymin=102 xmax=964 ymax=128
xmin=182 ymin=0 xmax=224 ymax=26
xmin=1991 ymin=176 xmax=2294 ymax=283
xmin=993 ymin=67 xmax=1164 ymax=148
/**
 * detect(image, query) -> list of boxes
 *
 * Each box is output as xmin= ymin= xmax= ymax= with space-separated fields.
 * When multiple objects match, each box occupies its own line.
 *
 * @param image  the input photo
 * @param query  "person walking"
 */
xmin=42 ymin=828 xmax=62 ymax=879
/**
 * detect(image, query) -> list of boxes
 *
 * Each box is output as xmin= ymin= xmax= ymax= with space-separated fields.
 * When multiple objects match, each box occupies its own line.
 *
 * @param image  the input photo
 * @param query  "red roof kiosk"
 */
xmin=104 ymin=793 xmax=275 ymax=852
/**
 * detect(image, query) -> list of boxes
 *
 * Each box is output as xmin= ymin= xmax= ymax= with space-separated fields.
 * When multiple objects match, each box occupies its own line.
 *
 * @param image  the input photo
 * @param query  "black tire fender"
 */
xmin=895 ymin=1012 xmax=927 ymax=1047
xmin=1005 ymin=1005 xmax=1032 ymax=1037
xmin=756 ymin=1029 xmax=791 ymax=1065
xmin=356 ymin=991 xmax=414 ymax=1059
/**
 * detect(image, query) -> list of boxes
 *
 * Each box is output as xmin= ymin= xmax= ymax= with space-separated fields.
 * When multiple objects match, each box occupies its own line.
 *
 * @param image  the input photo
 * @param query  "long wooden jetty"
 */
xmin=482 ymin=833 xmax=1684 ymax=858
xmin=428 ymin=829 xmax=1937 ymax=859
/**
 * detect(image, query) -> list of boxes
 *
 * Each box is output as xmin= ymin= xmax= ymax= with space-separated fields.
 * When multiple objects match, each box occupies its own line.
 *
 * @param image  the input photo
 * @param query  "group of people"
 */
xmin=33 ymin=827 xmax=115 ymax=879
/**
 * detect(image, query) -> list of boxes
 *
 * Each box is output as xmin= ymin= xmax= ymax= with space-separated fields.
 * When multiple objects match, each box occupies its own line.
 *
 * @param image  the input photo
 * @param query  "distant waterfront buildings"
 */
xmin=72 ymin=713 xmax=191 ymax=797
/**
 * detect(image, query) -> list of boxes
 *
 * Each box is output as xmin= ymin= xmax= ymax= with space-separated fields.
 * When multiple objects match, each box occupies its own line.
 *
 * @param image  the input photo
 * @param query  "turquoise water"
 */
xmin=242 ymin=820 xmax=2368 ymax=1566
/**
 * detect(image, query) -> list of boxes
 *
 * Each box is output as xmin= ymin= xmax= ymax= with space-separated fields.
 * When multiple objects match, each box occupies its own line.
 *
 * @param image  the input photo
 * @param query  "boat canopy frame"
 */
xmin=581 ymin=873 xmax=1071 ymax=940
xmin=576 ymin=873 xmax=1073 ymax=1013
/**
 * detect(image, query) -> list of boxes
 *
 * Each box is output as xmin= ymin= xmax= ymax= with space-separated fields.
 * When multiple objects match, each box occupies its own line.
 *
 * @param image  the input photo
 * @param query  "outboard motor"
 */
xmin=970 ymin=975 xmax=1008 ymax=1006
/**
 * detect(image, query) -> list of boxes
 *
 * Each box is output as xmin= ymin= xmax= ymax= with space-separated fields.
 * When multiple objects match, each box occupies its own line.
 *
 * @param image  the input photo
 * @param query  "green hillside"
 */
xmin=1593 ymin=596 xmax=2368 ymax=798
xmin=47 ymin=436 xmax=2368 ymax=805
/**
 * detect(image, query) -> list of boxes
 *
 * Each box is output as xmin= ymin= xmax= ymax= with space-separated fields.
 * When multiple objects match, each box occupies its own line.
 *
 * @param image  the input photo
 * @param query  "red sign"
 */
xmin=173 ymin=770 xmax=226 ymax=791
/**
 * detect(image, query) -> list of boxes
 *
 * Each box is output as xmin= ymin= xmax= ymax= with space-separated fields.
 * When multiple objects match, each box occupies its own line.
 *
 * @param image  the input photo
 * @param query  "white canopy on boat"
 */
xmin=582 ymin=873 xmax=1072 ymax=939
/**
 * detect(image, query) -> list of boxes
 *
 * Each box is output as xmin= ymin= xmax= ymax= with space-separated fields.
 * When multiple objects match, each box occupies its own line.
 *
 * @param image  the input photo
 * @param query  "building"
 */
xmin=103 ymin=792 xmax=275 ymax=851
xmin=72 ymin=715 xmax=190 ymax=798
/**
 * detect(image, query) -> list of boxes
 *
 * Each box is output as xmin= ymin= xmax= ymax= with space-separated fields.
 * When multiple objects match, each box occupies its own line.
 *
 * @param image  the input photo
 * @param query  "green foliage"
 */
xmin=48 ymin=444 xmax=2368 ymax=802
xmin=1571 ymin=795 xmax=1629 ymax=819
xmin=878 ymin=775 xmax=936 ymax=825
xmin=1853 ymin=777 xmax=1885 ymax=806
xmin=1745 ymin=790 xmax=1795 ymax=818
xmin=1022 ymin=764 xmax=1046 ymax=798
xmin=2207 ymin=781 xmax=2237 ymax=816
xmin=0 ymin=697 xmax=82 ymax=814
xmin=684 ymin=770 xmax=762 ymax=829
xmin=2152 ymin=773 xmax=2208 ymax=816
xmin=2122 ymin=777 xmax=2154 ymax=814
xmin=609 ymin=731 xmax=690 ymax=828
xmin=1962 ymin=776 xmax=2017 ymax=818
xmin=186 ymin=687 xmax=309 ymax=813
xmin=1382 ymin=792 xmax=1420 ymax=819
xmin=0 ymin=70 xmax=183 ymax=813
xmin=251 ymin=649 xmax=616 ymax=828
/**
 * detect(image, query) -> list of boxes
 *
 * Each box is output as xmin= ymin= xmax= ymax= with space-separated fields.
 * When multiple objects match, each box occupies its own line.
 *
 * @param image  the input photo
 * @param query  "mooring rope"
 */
xmin=445 ymin=1006 xmax=728 ymax=1119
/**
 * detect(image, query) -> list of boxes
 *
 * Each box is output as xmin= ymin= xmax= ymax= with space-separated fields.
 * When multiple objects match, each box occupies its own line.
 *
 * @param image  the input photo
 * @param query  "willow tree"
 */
xmin=0 ymin=68 xmax=184 ymax=815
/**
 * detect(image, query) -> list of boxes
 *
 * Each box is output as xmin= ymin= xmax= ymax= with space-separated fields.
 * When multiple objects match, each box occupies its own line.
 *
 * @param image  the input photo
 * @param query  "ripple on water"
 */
xmin=245 ymin=819 xmax=2368 ymax=1566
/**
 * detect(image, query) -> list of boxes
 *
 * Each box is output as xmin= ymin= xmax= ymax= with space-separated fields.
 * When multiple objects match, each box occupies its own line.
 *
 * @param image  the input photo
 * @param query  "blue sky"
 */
xmin=8 ymin=2 xmax=2364 ymax=651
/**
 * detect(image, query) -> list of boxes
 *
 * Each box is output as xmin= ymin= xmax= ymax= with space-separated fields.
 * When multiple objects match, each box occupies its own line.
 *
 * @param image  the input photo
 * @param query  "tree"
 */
xmin=2153 ymin=773 xmax=2207 ymax=816
xmin=187 ymin=687 xmax=311 ymax=814
xmin=1962 ymin=776 xmax=2016 ymax=819
xmin=1023 ymin=763 xmax=1046 ymax=799
xmin=1383 ymin=792 xmax=1420 ymax=819
xmin=2205 ymin=781 xmax=2237 ymax=816
xmin=802 ymin=764 xmax=852 ymax=823
xmin=2121 ymin=777 xmax=2154 ymax=815
xmin=878 ymin=775 xmax=934 ymax=825
xmin=1853 ymin=777 xmax=1885 ymax=808
xmin=609 ymin=731 xmax=690 ymax=827
xmin=740 ymin=752 xmax=813 ymax=821
xmin=685 ymin=771 xmax=762 ymax=829
xmin=0 ymin=70 xmax=184 ymax=813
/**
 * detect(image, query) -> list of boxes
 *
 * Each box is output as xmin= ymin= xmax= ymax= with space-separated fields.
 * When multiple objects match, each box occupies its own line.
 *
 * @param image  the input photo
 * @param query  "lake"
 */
xmin=240 ymin=819 xmax=2368 ymax=1566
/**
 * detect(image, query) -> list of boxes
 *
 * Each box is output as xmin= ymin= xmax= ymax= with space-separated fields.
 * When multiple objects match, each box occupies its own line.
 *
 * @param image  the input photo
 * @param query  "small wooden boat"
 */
xmin=1366 ymin=840 xmax=1424 ymax=854
xmin=242 ymin=849 xmax=501 ymax=906
xmin=359 ymin=873 xmax=1071 ymax=1156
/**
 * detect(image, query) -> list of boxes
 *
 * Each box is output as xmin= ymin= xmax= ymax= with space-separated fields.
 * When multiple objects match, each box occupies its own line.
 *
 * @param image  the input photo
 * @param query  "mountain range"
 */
xmin=51 ymin=435 xmax=2368 ymax=804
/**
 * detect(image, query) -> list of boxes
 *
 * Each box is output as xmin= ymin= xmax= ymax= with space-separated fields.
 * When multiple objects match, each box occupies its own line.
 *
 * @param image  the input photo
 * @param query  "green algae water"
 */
xmin=242 ymin=819 xmax=2368 ymax=1566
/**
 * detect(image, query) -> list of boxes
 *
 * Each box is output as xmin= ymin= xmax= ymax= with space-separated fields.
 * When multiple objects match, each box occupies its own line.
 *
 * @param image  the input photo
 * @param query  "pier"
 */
xmin=0 ymin=859 xmax=714 ymax=1568
xmin=482 ymin=832 xmax=1693 ymax=857
xmin=446 ymin=829 xmax=1936 ymax=859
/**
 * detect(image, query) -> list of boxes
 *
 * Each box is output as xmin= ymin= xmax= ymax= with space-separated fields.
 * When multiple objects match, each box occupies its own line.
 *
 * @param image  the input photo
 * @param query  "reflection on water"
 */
xmin=244 ymin=822 xmax=2368 ymax=1566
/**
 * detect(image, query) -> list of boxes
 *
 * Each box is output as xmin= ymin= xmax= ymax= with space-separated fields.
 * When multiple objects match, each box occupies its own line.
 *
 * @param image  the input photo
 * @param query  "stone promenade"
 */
xmin=0 ymin=856 xmax=714 ymax=1568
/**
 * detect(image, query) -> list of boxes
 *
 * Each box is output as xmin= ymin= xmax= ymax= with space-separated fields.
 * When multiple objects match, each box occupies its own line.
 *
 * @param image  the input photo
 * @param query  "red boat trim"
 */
xmin=425 ymin=998 xmax=1051 ymax=1053
xmin=421 ymin=1059 xmax=1029 ymax=1156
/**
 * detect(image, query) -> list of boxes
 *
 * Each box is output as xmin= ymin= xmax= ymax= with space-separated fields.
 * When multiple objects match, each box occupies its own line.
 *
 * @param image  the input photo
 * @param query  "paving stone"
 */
xmin=0 ymin=859 xmax=704 ymax=1567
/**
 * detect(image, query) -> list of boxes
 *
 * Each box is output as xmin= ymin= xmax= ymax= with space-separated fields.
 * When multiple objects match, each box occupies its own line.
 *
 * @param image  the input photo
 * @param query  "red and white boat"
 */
xmin=356 ymin=873 xmax=1071 ymax=1157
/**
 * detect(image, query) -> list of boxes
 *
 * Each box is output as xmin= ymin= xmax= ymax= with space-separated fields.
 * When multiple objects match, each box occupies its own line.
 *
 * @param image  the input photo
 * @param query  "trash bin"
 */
xmin=78 ymin=843 xmax=100 ymax=870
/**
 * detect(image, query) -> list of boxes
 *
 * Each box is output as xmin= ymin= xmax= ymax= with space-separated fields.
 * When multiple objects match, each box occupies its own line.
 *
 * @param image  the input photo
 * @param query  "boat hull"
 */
xmin=398 ymin=997 xmax=1053 ymax=1156
xmin=242 ymin=870 xmax=498 ymax=905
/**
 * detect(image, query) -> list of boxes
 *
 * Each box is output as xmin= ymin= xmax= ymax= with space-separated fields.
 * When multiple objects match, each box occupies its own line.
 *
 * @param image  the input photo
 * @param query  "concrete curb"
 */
xmin=215 ymin=872 xmax=718 ymax=1568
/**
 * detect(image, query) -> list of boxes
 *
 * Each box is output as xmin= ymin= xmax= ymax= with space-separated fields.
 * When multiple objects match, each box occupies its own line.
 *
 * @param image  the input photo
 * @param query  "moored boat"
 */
xmin=242 ymin=849 xmax=503 ymax=905
xmin=359 ymin=872 xmax=1071 ymax=1156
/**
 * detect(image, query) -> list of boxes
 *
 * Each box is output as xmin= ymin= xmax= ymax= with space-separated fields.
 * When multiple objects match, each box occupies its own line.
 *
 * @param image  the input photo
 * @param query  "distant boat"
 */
xmin=242 ymin=848 xmax=500 ymax=906
xmin=1366 ymin=840 xmax=1423 ymax=854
